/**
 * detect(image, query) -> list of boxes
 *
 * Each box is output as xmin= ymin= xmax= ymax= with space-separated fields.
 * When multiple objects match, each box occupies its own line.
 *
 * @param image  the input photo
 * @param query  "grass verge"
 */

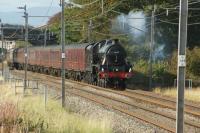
xmin=0 ymin=83 xmax=112 ymax=133
xmin=154 ymin=87 xmax=200 ymax=102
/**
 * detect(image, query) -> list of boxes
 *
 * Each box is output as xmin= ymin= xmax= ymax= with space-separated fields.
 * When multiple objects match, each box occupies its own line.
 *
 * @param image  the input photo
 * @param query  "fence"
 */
xmin=0 ymin=76 xmax=63 ymax=133
xmin=174 ymin=79 xmax=193 ymax=89
xmin=3 ymin=76 xmax=62 ymax=104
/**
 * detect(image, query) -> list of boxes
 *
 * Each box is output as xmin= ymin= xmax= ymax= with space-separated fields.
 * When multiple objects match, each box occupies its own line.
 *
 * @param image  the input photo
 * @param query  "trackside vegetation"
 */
xmin=126 ymin=47 xmax=200 ymax=89
xmin=0 ymin=83 xmax=112 ymax=133
xmin=154 ymin=87 xmax=200 ymax=102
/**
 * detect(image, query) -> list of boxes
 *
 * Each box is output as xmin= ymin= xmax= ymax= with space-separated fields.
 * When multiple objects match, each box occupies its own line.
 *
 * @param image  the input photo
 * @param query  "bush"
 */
xmin=0 ymin=102 xmax=20 ymax=132
xmin=187 ymin=47 xmax=200 ymax=77
xmin=168 ymin=48 xmax=200 ymax=79
xmin=16 ymin=41 xmax=32 ymax=48
xmin=128 ymin=59 xmax=176 ymax=89
xmin=125 ymin=45 xmax=150 ymax=63
xmin=0 ymin=96 xmax=111 ymax=133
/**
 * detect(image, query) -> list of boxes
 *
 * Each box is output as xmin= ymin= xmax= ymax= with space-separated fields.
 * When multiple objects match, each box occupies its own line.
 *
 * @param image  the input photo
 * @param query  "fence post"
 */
xmin=174 ymin=79 xmax=176 ymax=88
xmin=28 ymin=80 xmax=30 ymax=88
xmin=189 ymin=79 xmax=192 ymax=89
xmin=14 ymin=79 xmax=16 ymax=95
xmin=31 ymin=80 xmax=34 ymax=94
xmin=36 ymin=81 xmax=39 ymax=89
xmin=44 ymin=85 xmax=47 ymax=110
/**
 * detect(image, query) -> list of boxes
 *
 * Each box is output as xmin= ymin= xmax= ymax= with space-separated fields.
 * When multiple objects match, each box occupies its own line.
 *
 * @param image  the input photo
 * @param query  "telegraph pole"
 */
xmin=149 ymin=8 xmax=155 ymax=91
xmin=44 ymin=28 xmax=47 ymax=47
xmin=25 ymin=6 xmax=28 ymax=94
xmin=61 ymin=0 xmax=66 ymax=108
xmin=18 ymin=5 xmax=28 ymax=94
xmin=88 ymin=19 xmax=92 ymax=43
xmin=0 ymin=19 xmax=4 ymax=77
xmin=101 ymin=0 xmax=104 ymax=14
xmin=176 ymin=0 xmax=188 ymax=133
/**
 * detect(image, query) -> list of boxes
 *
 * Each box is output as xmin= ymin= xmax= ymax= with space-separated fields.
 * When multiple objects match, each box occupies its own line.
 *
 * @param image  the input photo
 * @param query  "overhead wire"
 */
xmin=3 ymin=26 xmax=23 ymax=39
xmin=94 ymin=31 xmax=128 ymax=37
xmin=36 ymin=0 xmax=123 ymax=30
xmin=73 ymin=0 xmax=100 ymax=7
xmin=93 ymin=0 xmax=200 ymax=37
xmin=27 ymin=0 xmax=54 ymax=36
xmin=70 ymin=0 xmax=127 ymax=22
xmin=49 ymin=0 xmax=128 ymax=33
xmin=41 ymin=0 xmax=54 ymax=24
xmin=26 ymin=1 xmax=127 ymax=39
xmin=28 ymin=0 xmax=200 ymax=40
xmin=56 ymin=0 xmax=108 ymax=23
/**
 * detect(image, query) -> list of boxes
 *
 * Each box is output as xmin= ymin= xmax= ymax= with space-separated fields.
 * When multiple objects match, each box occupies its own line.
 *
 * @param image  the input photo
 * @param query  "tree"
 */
xmin=15 ymin=41 xmax=32 ymax=48
xmin=48 ymin=0 xmax=200 ymax=52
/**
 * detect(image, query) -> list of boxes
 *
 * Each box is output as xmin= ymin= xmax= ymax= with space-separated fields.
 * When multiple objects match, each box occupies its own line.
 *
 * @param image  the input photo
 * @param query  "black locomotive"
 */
xmin=7 ymin=39 xmax=133 ymax=89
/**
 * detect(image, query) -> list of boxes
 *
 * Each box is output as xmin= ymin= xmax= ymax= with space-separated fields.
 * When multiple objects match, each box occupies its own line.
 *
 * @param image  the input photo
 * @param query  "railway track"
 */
xmin=72 ymin=79 xmax=200 ymax=117
xmin=48 ymin=75 xmax=200 ymax=117
xmin=10 ymin=70 xmax=200 ymax=132
xmin=126 ymin=89 xmax=200 ymax=110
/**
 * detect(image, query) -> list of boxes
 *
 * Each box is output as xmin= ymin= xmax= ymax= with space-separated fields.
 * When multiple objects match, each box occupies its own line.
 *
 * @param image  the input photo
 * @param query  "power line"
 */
xmin=188 ymin=22 xmax=200 ymax=25
xmin=3 ymin=27 xmax=21 ymax=38
xmin=162 ymin=1 xmax=200 ymax=10
xmin=61 ymin=0 xmax=111 ymax=22
xmin=44 ymin=0 xmax=127 ymax=35
xmin=157 ymin=19 xmax=179 ymax=25
xmin=157 ymin=19 xmax=200 ymax=26
xmin=73 ymin=0 xmax=100 ymax=7
xmin=42 ymin=0 xmax=54 ymax=23
xmin=42 ymin=0 xmax=122 ymax=28
xmin=66 ymin=0 xmax=127 ymax=22
xmin=94 ymin=31 xmax=128 ymax=37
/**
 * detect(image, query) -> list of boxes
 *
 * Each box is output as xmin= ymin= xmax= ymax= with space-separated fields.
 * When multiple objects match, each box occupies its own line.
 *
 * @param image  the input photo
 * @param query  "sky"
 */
xmin=0 ymin=0 xmax=60 ymax=12
xmin=0 ymin=0 xmax=61 ymax=27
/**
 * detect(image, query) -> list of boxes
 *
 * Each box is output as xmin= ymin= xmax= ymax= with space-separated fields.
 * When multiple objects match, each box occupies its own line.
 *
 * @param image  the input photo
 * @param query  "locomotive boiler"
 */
xmin=7 ymin=39 xmax=132 ymax=89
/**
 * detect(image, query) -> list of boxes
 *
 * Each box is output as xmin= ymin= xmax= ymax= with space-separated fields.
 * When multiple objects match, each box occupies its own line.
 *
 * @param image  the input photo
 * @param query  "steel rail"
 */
xmin=126 ymin=89 xmax=200 ymax=110
xmin=12 ymin=70 xmax=200 ymax=117
xmin=11 ymin=70 xmax=200 ymax=129
xmin=31 ymin=77 xmax=176 ymax=133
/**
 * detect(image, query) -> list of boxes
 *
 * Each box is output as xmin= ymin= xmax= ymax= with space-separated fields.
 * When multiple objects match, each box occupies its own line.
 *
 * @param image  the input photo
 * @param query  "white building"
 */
xmin=0 ymin=40 xmax=16 ymax=50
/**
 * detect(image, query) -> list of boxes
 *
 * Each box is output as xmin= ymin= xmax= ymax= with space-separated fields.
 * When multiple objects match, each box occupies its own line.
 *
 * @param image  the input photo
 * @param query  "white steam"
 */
xmin=153 ymin=45 xmax=165 ymax=60
xmin=112 ymin=11 xmax=166 ymax=60
xmin=112 ymin=11 xmax=147 ymax=44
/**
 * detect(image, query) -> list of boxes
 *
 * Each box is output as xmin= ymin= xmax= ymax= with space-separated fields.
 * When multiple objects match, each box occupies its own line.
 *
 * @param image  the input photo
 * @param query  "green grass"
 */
xmin=0 ymin=83 xmax=112 ymax=133
xmin=154 ymin=87 xmax=200 ymax=102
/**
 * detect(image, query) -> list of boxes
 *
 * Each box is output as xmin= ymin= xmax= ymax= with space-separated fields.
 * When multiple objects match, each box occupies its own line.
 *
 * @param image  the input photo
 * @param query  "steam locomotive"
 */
xmin=7 ymin=39 xmax=132 ymax=89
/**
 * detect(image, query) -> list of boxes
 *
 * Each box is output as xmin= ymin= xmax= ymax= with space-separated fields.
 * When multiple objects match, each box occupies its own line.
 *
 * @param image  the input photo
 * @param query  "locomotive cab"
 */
xmin=92 ymin=39 xmax=133 ymax=89
xmin=99 ymin=40 xmax=127 ymax=72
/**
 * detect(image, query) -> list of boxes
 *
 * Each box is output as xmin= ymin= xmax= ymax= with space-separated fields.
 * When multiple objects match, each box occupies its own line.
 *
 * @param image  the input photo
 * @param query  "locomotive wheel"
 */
xmin=103 ymin=79 xmax=107 ymax=88
xmin=97 ymin=78 xmax=101 ymax=87
xmin=57 ymin=70 xmax=61 ymax=77
xmin=76 ymin=75 xmax=80 ymax=81
xmin=98 ymin=79 xmax=105 ymax=88
xmin=120 ymin=80 xmax=126 ymax=90
xmin=99 ymin=79 xmax=102 ymax=87
xmin=116 ymin=79 xmax=126 ymax=90
xmin=99 ymin=79 xmax=103 ymax=87
xmin=46 ymin=69 xmax=50 ymax=75
xmin=90 ymin=74 xmax=96 ymax=85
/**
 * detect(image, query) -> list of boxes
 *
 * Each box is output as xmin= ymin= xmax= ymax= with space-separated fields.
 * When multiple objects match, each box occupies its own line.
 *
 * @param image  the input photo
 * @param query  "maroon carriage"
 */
xmin=11 ymin=39 xmax=133 ymax=89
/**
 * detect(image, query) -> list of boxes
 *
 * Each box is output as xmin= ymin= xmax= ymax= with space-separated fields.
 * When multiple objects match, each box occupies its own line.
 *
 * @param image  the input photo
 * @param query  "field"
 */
xmin=0 ymin=81 xmax=111 ymax=133
xmin=154 ymin=87 xmax=200 ymax=102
